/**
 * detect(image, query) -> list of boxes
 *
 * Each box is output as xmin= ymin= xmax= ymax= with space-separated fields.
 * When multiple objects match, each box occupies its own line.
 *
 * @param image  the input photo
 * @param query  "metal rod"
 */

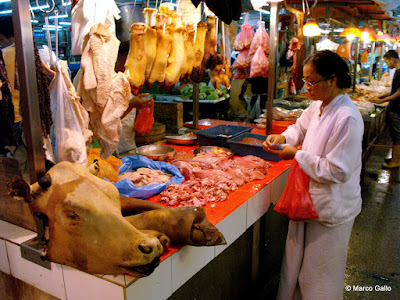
xmin=266 ymin=2 xmax=279 ymax=135
xmin=378 ymin=42 xmax=384 ymax=80
xmin=369 ymin=41 xmax=375 ymax=82
xmin=353 ymin=37 xmax=359 ymax=93
xmin=193 ymin=82 xmax=199 ymax=130
xmin=12 ymin=0 xmax=46 ymax=183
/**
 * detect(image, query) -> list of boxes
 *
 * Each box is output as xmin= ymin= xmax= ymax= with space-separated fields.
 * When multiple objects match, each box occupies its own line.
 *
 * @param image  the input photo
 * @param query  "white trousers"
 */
xmin=277 ymin=219 xmax=355 ymax=300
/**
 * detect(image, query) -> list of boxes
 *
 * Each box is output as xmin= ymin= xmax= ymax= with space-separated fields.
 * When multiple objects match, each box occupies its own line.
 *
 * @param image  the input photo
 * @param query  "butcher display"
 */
xmin=160 ymin=151 xmax=272 ymax=207
xmin=7 ymin=161 xmax=226 ymax=276
xmin=124 ymin=23 xmax=146 ymax=95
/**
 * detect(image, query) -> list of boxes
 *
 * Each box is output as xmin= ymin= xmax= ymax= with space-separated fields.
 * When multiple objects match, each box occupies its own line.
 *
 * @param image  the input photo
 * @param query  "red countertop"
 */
xmin=147 ymin=119 xmax=293 ymax=260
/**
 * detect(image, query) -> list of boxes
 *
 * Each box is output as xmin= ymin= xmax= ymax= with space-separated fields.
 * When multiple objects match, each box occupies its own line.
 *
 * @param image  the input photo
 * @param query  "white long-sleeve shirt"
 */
xmin=282 ymin=94 xmax=364 ymax=226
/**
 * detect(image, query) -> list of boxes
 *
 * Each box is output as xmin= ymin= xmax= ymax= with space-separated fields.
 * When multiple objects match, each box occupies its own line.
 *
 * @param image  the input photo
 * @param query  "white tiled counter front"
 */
xmin=0 ymin=168 xmax=289 ymax=300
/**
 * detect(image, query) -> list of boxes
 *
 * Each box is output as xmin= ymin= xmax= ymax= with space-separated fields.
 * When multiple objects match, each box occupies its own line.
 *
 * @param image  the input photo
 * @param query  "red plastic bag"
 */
xmin=249 ymin=21 xmax=269 ymax=56
xmin=274 ymin=159 xmax=318 ymax=221
xmin=233 ymin=23 xmax=254 ymax=51
xmin=134 ymin=99 xmax=154 ymax=135
xmin=232 ymin=49 xmax=252 ymax=70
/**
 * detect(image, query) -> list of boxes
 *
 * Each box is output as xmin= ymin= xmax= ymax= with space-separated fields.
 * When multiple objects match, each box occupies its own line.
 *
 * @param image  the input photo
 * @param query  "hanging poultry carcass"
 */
xmin=124 ymin=23 xmax=147 ymax=95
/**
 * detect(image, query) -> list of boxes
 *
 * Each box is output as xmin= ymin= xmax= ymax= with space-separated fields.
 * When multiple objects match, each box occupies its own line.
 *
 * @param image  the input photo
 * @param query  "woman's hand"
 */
xmin=263 ymin=134 xmax=286 ymax=148
xmin=263 ymin=144 xmax=298 ymax=160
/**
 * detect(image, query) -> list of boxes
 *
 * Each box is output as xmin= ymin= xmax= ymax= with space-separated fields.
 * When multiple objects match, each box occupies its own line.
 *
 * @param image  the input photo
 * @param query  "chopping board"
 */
xmin=135 ymin=122 xmax=166 ymax=146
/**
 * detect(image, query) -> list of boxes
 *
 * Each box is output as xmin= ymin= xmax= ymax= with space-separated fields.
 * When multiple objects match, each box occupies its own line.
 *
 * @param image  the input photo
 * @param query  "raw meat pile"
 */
xmin=118 ymin=168 xmax=172 ymax=187
xmin=159 ymin=152 xmax=272 ymax=207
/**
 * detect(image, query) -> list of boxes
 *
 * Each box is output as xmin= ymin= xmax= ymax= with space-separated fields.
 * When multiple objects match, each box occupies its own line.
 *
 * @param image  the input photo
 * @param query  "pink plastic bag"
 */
xmin=250 ymin=46 xmax=269 ymax=78
xmin=134 ymin=99 xmax=154 ymax=135
xmin=233 ymin=23 xmax=254 ymax=51
xmin=274 ymin=159 xmax=318 ymax=221
xmin=249 ymin=22 xmax=269 ymax=56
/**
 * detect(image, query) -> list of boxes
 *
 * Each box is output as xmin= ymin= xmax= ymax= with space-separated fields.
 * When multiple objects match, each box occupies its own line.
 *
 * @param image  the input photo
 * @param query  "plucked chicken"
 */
xmin=143 ymin=8 xmax=157 ymax=82
xmin=124 ymin=23 xmax=146 ymax=95
xmin=164 ymin=16 xmax=185 ymax=91
xmin=191 ymin=21 xmax=208 ymax=83
xmin=147 ymin=13 xmax=172 ymax=88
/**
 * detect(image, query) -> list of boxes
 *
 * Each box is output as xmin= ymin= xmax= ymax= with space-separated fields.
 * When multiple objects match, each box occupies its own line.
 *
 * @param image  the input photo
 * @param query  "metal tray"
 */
xmin=165 ymin=135 xmax=197 ymax=145
xmin=136 ymin=145 xmax=175 ymax=160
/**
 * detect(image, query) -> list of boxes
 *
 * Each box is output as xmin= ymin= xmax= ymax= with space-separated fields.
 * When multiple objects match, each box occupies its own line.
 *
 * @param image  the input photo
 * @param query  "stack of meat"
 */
xmin=124 ymin=4 xmax=232 ymax=93
xmin=159 ymin=151 xmax=272 ymax=207
xmin=232 ymin=22 xmax=270 ymax=79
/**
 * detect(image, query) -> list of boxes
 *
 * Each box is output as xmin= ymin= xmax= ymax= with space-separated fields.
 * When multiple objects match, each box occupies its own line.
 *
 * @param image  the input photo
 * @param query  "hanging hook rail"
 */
xmin=35 ymin=0 xmax=56 ymax=14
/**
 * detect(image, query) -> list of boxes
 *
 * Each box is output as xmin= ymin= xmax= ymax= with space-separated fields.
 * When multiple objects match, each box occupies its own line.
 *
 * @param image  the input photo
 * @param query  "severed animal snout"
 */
xmin=138 ymin=236 xmax=163 ymax=255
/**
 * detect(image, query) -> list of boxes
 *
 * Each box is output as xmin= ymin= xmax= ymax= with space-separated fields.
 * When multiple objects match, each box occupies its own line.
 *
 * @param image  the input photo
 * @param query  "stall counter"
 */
xmin=0 ymin=143 xmax=291 ymax=300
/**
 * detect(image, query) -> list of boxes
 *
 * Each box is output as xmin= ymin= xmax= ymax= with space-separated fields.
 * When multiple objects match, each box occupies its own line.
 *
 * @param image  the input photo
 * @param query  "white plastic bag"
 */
xmin=50 ymin=61 xmax=88 ymax=166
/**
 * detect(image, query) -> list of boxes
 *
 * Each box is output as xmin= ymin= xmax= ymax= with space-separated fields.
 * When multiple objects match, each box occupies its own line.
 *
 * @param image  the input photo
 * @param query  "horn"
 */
xmin=38 ymin=174 xmax=52 ymax=190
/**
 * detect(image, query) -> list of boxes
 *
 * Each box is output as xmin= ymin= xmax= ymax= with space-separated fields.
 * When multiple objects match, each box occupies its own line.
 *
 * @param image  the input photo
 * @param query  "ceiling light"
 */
xmin=49 ymin=14 xmax=69 ymax=19
xmin=339 ymin=27 xmax=361 ymax=41
xmin=303 ymin=19 xmax=321 ymax=37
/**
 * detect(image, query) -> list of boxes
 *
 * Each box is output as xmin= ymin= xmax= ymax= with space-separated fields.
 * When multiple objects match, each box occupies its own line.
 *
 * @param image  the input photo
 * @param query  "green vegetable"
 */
xmin=205 ymin=91 xmax=219 ymax=100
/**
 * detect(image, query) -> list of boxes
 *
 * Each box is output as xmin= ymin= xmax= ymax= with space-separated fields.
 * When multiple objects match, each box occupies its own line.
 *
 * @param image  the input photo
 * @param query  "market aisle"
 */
xmin=344 ymin=128 xmax=400 ymax=300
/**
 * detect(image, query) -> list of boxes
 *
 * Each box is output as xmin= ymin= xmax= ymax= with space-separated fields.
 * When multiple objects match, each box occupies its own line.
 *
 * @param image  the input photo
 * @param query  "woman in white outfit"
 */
xmin=263 ymin=50 xmax=364 ymax=300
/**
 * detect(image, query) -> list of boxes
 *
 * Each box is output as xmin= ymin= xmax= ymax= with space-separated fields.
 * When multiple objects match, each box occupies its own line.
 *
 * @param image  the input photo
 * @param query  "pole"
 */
xmin=12 ymin=0 xmax=46 ymax=183
xmin=353 ymin=37 xmax=359 ymax=93
xmin=193 ymin=82 xmax=199 ymax=130
xmin=266 ymin=2 xmax=279 ymax=135
xmin=378 ymin=42 xmax=384 ymax=80
xmin=369 ymin=41 xmax=375 ymax=82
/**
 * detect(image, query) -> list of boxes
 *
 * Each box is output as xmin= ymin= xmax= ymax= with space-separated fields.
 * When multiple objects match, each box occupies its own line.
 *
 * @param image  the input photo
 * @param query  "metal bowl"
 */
xmin=165 ymin=135 xmax=197 ymax=145
xmin=193 ymin=146 xmax=233 ymax=157
xmin=136 ymin=145 xmax=175 ymax=160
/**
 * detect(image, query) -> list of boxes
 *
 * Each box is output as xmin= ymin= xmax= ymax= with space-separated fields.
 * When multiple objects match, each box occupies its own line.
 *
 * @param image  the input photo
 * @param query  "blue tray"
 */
xmin=227 ymin=132 xmax=281 ymax=162
xmin=195 ymin=125 xmax=253 ymax=148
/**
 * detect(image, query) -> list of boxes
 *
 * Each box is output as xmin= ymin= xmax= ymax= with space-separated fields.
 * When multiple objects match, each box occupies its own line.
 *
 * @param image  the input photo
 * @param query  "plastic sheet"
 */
xmin=115 ymin=155 xmax=184 ymax=198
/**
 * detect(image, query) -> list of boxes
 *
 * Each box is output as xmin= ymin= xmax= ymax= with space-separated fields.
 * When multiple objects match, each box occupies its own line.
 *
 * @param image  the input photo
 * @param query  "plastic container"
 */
xmin=227 ymin=132 xmax=281 ymax=162
xmin=195 ymin=125 xmax=253 ymax=148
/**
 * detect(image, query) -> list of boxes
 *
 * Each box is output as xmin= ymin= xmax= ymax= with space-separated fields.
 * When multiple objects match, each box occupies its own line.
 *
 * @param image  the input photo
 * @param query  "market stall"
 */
xmin=1 ymin=0 xmax=400 ymax=299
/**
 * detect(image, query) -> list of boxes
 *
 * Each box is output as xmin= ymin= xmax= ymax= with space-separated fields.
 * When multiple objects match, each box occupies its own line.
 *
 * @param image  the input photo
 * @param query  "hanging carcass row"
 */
xmin=7 ymin=161 xmax=163 ymax=277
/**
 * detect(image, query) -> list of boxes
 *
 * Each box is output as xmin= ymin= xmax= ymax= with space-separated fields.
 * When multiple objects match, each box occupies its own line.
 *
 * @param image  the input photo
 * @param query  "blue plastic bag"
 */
xmin=115 ymin=155 xmax=185 ymax=199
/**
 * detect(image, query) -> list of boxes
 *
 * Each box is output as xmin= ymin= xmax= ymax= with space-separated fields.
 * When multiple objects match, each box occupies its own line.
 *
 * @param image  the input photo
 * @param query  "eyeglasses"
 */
xmin=302 ymin=76 xmax=331 ymax=87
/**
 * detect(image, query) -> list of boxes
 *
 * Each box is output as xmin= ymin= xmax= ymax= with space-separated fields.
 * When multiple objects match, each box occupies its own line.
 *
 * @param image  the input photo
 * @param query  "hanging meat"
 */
xmin=191 ymin=21 xmax=208 ymax=83
xmin=143 ymin=8 xmax=157 ymax=83
xmin=180 ymin=23 xmax=196 ymax=82
xmin=163 ymin=14 xmax=186 ymax=91
xmin=147 ymin=13 xmax=172 ymax=89
xmin=202 ymin=16 xmax=217 ymax=69
xmin=79 ymin=23 xmax=131 ymax=159
xmin=124 ymin=23 xmax=146 ymax=96
xmin=288 ymin=36 xmax=306 ymax=94
xmin=232 ymin=48 xmax=251 ymax=70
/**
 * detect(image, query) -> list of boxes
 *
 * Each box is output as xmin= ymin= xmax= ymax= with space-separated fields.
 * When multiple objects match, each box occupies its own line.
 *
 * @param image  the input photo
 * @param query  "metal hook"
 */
xmin=36 ymin=0 xmax=55 ymax=14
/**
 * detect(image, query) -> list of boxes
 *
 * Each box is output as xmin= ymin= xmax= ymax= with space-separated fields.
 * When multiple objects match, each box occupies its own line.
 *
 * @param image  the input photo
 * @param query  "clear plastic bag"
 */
xmin=50 ymin=61 xmax=88 ymax=166
xmin=250 ymin=46 xmax=269 ymax=78
xmin=232 ymin=49 xmax=252 ymax=70
xmin=233 ymin=23 xmax=254 ymax=51
xmin=249 ymin=22 xmax=269 ymax=56
xmin=134 ymin=99 xmax=154 ymax=135
xmin=274 ymin=159 xmax=318 ymax=221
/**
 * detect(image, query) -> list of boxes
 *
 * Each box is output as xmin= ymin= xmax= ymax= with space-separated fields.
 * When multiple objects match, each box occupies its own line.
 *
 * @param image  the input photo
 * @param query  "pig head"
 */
xmin=8 ymin=161 xmax=163 ymax=277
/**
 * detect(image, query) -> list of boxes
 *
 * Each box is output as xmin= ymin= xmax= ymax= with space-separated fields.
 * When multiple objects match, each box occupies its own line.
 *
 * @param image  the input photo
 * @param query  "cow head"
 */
xmin=8 ymin=161 xmax=163 ymax=277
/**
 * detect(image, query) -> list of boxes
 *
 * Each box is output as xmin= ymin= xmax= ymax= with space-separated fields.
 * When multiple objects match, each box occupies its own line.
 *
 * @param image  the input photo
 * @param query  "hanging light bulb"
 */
xmin=303 ymin=19 xmax=321 ymax=37
xmin=360 ymin=27 xmax=377 ymax=42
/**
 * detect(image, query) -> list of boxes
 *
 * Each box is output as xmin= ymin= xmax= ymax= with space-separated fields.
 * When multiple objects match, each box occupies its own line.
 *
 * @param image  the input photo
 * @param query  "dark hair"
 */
xmin=0 ymin=16 xmax=14 ymax=38
xmin=383 ymin=50 xmax=399 ymax=60
xmin=304 ymin=50 xmax=352 ymax=89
